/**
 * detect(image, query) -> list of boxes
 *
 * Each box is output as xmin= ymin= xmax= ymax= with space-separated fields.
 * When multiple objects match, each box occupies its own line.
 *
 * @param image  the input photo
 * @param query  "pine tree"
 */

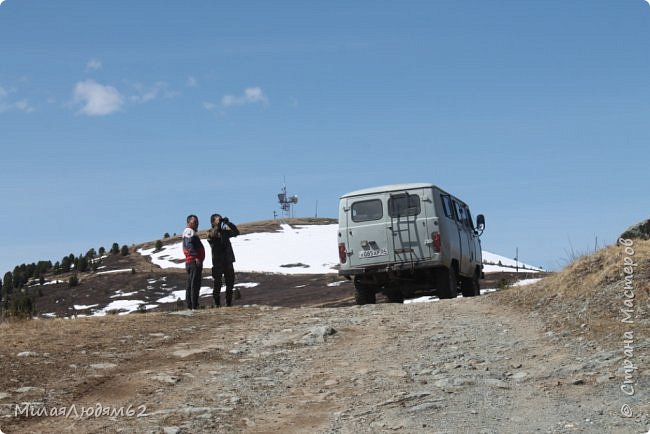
xmin=120 ymin=245 xmax=130 ymax=256
xmin=77 ymin=255 xmax=89 ymax=273
xmin=99 ymin=246 xmax=106 ymax=256
xmin=61 ymin=256 xmax=71 ymax=273
xmin=3 ymin=272 xmax=12 ymax=292
xmin=155 ymin=240 xmax=163 ymax=251
xmin=110 ymin=243 xmax=120 ymax=255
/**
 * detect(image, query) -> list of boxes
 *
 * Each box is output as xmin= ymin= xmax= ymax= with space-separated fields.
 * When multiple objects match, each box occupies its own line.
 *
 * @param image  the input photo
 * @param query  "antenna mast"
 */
xmin=277 ymin=177 xmax=298 ymax=218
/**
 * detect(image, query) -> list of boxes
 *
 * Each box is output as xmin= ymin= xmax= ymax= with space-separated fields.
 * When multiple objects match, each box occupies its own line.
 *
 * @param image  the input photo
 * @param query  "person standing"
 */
xmin=207 ymin=214 xmax=240 ymax=307
xmin=183 ymin=214 xmax=205 ymax=310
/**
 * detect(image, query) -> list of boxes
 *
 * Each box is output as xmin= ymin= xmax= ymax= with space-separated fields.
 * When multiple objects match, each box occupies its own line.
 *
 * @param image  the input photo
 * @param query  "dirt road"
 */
xmin=0 ymin=294 xmax=647 ymax=433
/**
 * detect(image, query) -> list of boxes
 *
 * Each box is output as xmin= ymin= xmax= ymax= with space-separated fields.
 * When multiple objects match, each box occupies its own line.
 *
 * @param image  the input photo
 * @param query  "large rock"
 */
xmin=619 ymin=219 xmax=650 ymax=241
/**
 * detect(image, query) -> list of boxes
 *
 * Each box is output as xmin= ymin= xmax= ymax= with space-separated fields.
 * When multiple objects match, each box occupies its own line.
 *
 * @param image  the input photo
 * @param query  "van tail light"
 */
xmin=432 ymin=232 xmax=441 ymax=253
xmin=338 ymin=243 xmax=347 ymax=263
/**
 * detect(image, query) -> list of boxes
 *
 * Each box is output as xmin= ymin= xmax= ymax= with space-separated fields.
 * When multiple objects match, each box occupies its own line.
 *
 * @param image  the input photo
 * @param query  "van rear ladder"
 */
xmin=389 ymin=192 xmax=418 ymax=267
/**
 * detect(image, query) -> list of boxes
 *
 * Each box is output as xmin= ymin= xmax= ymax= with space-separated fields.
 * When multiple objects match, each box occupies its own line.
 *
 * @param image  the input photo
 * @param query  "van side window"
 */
xmin=453 ymin=200 xmax=467 ymax=225
xmin=351 ymin=199 xmax=383 ymax=222
xmin=465 ymin=208 xmax=475 ymax=230
xmin=388 ymin=194 xmax=420 ymax=217
xmin=440 ymin=195 xmax=454 ymax=219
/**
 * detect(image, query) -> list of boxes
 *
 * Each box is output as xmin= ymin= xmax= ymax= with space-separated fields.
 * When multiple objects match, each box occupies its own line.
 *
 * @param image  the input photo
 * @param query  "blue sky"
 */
xmin=1 ymin=0 xmax=649 ymax=276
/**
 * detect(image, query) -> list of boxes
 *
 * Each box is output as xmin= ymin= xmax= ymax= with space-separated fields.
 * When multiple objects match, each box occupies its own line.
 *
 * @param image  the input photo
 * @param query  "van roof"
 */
xmin=340 ymin=183 xmax=437 ymax=198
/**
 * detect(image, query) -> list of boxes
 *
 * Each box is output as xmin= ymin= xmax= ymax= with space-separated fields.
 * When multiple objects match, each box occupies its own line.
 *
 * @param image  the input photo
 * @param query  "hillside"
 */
xmin=0 ymin=240 xmax=647 ymax=433
xmin=6 ymin=218 xmax=542 ymax=318
xmin=494 ymin=239 xmax=650 ymax=354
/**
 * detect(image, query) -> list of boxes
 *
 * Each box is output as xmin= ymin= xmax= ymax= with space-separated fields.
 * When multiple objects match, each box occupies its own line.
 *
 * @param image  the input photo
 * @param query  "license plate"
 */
xmin=359 ymin=249 xmax=388 ymax=259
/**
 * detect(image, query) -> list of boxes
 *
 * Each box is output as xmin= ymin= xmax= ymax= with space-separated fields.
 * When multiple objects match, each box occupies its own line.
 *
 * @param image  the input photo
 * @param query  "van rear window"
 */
xmin=351 ymin=199 xmax=383 ymax=222
xmin=388 ymin=194 xmax=420 ymax=218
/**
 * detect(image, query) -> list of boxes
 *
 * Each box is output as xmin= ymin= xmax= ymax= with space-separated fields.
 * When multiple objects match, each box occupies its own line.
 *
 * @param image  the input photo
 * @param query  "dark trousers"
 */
xmin=186 ymin=262 xmax=203 ymax=309
xmin=212 ymin=261 xmax=235 ymax=306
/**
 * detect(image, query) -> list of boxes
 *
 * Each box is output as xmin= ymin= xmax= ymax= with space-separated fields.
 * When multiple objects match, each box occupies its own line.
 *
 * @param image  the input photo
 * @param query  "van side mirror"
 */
xmin=476 ymin=214 xmax=485 ymax=235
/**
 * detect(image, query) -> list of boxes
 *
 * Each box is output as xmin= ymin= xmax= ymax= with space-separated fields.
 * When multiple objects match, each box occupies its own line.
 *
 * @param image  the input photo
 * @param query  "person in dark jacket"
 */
xmin=207 ymin=213 xmax=240 ymax=307
xmin=182 ymin=214 xmax=205 ymax=310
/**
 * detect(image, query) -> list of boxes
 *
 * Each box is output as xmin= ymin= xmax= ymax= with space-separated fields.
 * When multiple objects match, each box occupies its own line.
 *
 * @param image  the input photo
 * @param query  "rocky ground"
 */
xmin=2 ymin=221 xmax=648 ymax=433
xmin=0 ymin=290 xmax=647 ymax=433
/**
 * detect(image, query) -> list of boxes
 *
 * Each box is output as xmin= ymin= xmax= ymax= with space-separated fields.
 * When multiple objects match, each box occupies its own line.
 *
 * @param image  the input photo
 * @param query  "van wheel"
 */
xmin=354 ymin=278 xmax=376 ymax=305
xmin=460 ymin=272 xmax=480 ymax=297
xmin=437 ymin=267 xmax=458 ymax=299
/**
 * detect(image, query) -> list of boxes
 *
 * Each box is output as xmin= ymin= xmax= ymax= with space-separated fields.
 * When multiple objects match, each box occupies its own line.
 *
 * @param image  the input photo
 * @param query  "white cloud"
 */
xmin=73 ymin=80 xmax=123 ymax=116
xmin=129 ymin=81 xmax=178 ymax=103
xmin=0 ymin=86 xmax=35 ymax=114
xmin=85 ymin=59 xmax=102 ymax=72
xmin=0 ymin=0 xmax=7 ymax=7
xmin=203 ymin=101 xmax=217 ymax=111
xmin=14 ymin=99 xmax=35 ymax=113
xmin=221 ymin=87 xmax=268 ymax=108
xmin=186 ymin=76 xmax=199 ymax=88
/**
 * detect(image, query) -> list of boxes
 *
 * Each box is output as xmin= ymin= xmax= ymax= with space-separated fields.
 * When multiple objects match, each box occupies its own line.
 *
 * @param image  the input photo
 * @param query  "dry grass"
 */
xmin=493 ymin=239 xmax=650 ymax=347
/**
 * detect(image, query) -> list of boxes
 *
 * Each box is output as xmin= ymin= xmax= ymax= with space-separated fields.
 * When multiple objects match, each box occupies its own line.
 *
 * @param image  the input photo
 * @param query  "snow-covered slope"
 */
xmin=138 ymin=223 xmax=542 ymax=274
xmin=51 ymin=223 xmax=542 ymax=317
xmin=138 ymin=224 xmax=339 ymax=274
xmin=482 ymin=251 xmax=544 ymax=273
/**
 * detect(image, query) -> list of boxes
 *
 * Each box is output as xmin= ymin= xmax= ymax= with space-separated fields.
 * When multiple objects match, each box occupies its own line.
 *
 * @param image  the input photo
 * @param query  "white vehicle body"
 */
xmin=337 ymin=183 xmax=485 ymax=304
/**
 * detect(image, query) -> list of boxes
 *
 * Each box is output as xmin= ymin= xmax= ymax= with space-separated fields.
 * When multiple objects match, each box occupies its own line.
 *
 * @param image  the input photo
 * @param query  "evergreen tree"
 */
xmin=155 ymin=240 xmax=163 ymax=251
xmin=98 ymin=246 xmax=106 ymax=256
xmin=9 ymin=294 xmax=35 ymax=318
xmin=120 ymin=245 xmax=130 ymax=256
xmin=34 ymin=261 xmax=51 ymax=278
xmin=61 ymin=256 xmax=71 ymax=273
xmin=13 ymin=266 xmax=26 ymax=289
xmin=164 ymin=233 xmax=170 ymax=239
xmin=77 ymin=255 xmax=89 ymax=273
xmin=110 ymin=243 xmax=120 ymax=255
xmin=3 ymin=272 xmax=13 ymax=292
xmin=69 ymin=274 xmax=79 ymax=287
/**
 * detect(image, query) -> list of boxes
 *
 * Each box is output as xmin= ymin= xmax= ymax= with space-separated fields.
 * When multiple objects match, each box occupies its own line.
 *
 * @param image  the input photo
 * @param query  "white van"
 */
xmin=338 ymin=183 xmax=485 ymax=304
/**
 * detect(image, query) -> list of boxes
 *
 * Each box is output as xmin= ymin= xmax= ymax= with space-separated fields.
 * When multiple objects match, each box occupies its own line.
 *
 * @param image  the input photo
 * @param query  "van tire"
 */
xmin=460 ymin=271 xmax=480 ymax=297
xmin=354 ymin=278 xmax=377 ymax=305
xmin=437 ymin=266 xmax=458 ymax=299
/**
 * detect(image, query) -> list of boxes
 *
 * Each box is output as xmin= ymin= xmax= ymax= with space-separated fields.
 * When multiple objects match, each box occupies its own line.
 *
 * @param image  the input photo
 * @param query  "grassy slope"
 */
xmin=492 ymin=239 xmax=650 ymax=348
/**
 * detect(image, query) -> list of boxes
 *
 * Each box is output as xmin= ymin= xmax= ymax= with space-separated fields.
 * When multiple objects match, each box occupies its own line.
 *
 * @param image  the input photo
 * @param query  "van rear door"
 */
xmin=387 ymin=188 xmax=431 ymax=263
xmin=345 ymin=196 xmax=392 ymax=269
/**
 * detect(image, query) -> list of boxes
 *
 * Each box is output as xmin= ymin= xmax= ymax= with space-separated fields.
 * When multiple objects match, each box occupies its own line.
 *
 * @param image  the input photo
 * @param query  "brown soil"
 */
xmin=2 ymin=222 xmax=646 ymax=433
